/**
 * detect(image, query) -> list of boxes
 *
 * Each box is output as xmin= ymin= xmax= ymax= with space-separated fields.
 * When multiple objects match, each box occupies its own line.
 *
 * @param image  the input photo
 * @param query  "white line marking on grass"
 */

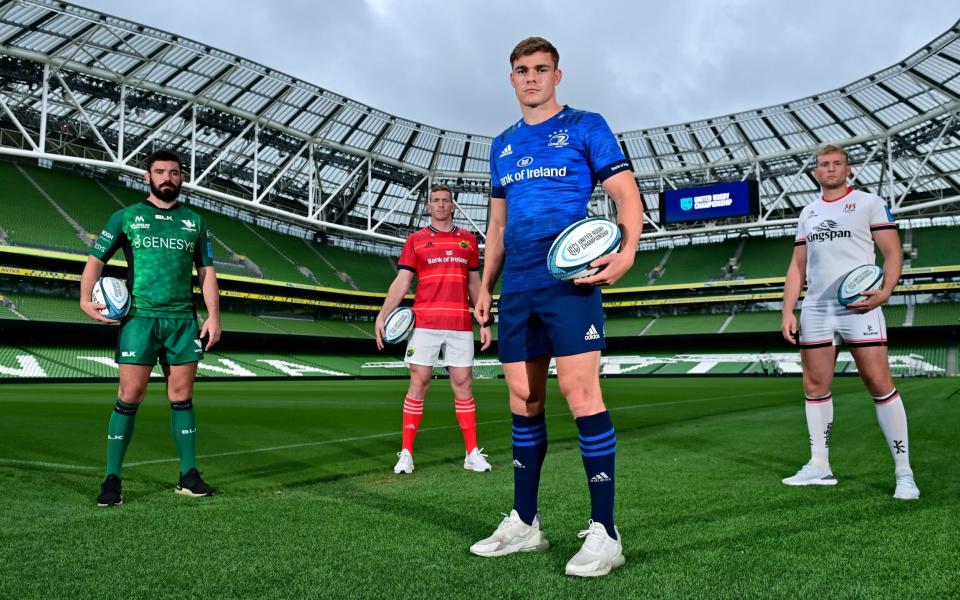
xmin=0 ymin=389 xmax=789 ymax=471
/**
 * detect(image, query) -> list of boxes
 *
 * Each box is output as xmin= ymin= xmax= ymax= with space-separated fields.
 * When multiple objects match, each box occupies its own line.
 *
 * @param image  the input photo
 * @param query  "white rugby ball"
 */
xmin=383 ymin=306 xmax=415 ymax=344
xmin=547 ymin=217 xmax=622 ymax=281
xmin=92 ymin=276 xmax=130 ymax=320
xmin=837 ymin=264 xmax=883 ymax=306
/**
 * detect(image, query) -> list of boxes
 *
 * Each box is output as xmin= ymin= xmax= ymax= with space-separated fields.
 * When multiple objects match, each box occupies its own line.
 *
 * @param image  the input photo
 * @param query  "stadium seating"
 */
xmin=603 ymin=316 xmax=655 ymax=336
xmin=614 ymin=248 xmax=665 ymax=287
xmin=910 ymin=226 xmax=960 ymax=268
xmin=735 ymin=236 xmax=794 ymax=279
xmin=643 ymin=313 xmax=729 ymax=335
xmin=654 ymin=240 xmax=740 ymax=285
xmin=883 ymin=304 xmax=907 ymax=327
xmin=723 ymin=311 xmax=783 ymax=333
xmin=0 ymin=162 xmax=87 ymax=252
xmin=24 ymin=165 xmax=125 ymax=239
xmin=912 ymin=302 xmax=960 ymax=326
xmin=6 ymin=293 xmax=88 ymax=323
xmin=314 ymin=244 xmax=400 ymax=291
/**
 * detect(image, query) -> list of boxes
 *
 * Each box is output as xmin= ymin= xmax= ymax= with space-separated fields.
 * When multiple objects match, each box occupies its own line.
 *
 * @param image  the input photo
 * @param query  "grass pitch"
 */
xmin=1 ymin=377 xmax=958 ymax=598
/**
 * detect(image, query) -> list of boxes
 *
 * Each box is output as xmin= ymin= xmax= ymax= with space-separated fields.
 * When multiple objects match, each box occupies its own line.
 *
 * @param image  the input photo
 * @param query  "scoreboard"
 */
xmin=659 ymin=180 xmax=759 ymax=225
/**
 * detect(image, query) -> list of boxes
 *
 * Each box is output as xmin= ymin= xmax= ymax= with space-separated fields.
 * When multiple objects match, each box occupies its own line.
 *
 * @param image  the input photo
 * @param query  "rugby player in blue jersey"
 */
xmin=469 ymin=37 xmax=643 ymax=577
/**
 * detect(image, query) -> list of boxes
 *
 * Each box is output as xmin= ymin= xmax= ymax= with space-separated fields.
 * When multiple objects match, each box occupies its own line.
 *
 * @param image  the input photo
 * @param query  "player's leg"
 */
xmin=782 ymin=345 xmax=839 ymax=485
xmin=395 ymin=328 xmax=440 ymax=473
xmin=98 ymin=316 xmax=158 ymax=506
xmin=783 ymin=303 xmax=839 ymax=486
xmin=162 ymin=318 xmax=214 ymax=496
xmin=469 ymin=356 xmax=551 ymax=557
xmin=849 ymin=344 xmax=918 ymax=500
xmin=544 ymin=285 xmax=623 ymax=576
xmin=554 ymin=351 xmax=624 ymax=577
xmin=445 ymin=330 xmax=490 ymax=471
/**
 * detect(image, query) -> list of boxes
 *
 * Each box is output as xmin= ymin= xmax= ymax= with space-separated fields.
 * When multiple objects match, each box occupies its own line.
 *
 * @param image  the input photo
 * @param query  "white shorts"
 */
xmin=798 ymin=303 xmax=887 ymax=349
xmin=404 ymin=328 xmax=475 ymax=367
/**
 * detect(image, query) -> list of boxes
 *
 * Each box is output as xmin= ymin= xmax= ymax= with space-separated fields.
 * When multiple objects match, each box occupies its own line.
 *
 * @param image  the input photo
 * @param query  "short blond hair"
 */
xmin=815 ymin=144 xmax=849 ymax=163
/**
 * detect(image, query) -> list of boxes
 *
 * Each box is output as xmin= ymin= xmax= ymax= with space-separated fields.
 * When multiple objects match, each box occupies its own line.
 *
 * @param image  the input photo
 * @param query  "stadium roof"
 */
xmin=1 ymin=0 xmax=959 ymax=246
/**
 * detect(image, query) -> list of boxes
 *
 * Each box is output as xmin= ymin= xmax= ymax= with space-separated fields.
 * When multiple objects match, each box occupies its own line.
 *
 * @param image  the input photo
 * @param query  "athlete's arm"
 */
xmin=847 ymin=229 xmax=902 ymax=312
xmin=197 ymin=266 xmax=221 ymax=350
xmin=375 ymin=269 xmax=415 ymax=350
xmin=468 ymin=270 xmax=492 ymax=351
xmin=781 ymin=244 xmax=807 ymax=344
xmin=475 ymin=197 xmax=506 ymax=327
xmin=575 ymin=170 xmax=643 ymax=286
xmin=79 ymin=256 xmax=117 ymax=324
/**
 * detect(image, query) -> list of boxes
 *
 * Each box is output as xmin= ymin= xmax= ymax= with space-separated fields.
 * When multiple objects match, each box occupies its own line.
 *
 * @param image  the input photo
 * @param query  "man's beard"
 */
xmin=150 ymin=180 xmax=181 ymax=202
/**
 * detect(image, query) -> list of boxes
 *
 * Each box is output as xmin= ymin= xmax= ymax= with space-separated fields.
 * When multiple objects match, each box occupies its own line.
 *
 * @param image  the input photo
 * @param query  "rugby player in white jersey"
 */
xmin=781 ymin=144 xmax=919 ymax=500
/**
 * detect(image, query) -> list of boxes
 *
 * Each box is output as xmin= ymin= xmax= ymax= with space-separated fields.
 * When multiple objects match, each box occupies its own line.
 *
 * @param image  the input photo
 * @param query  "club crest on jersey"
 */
xmin=548 ymin=129 xmax=570 ymax=148
xmin=517 ymin=156 xmax=534 ymax=168
xmin=181 ymin=219 xmax=196 ymax=231
xmin=843 ymin=202 xmax=857 ymax=213
xmin=459 ymin=240 xmax=469 ymax=249
xmin=498 ymin=144 xmax=513 ymax=158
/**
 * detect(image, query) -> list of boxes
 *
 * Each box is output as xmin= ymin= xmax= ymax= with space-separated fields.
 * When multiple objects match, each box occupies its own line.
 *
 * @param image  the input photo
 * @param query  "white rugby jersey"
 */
xmin=795 ymin=188 xmax=897 ymax=305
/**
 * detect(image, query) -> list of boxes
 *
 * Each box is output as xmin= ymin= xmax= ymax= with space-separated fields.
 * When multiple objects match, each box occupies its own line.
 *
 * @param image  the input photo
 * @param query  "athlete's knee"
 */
xmin=408 ymin=374 xmax=431 ymax=398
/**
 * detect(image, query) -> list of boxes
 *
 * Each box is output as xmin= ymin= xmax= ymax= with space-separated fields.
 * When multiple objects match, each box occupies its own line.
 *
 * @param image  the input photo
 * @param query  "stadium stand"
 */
xmin=910 ymin=226 xmax=960 ymax=268
xmin=723 ymin=311 xmax=783 ymax=333
xmin=912 ymin=302 xmax=960 ymax=326
xmin=604 ymin=316 xmax=655 ymax=336
xmin=314 ymin=244 xmax=399 ymax=292
xmin=24 ymin=165 xmax=124 ymax=239
xmin=615 ymin=248 xmax=666 ymax=287
xmin=643 ymin=313 xmax=729 ymax=335
xmin=0 ymin=162 xmax=87 ymax=252
xmin=735 ymin=236 xmax=794 ymax=279
xmin=654 ymin=240 xmax=740 ymax=284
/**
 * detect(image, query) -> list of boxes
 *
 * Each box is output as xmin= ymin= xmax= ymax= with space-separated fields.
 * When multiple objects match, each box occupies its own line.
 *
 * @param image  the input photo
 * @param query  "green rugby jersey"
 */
xmin=91 ymin=201 xmax=214 ymax=318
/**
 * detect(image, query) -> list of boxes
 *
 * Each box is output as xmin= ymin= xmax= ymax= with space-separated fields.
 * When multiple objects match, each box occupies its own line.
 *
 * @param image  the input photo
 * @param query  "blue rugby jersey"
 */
xmin=489 ymin=106 xmax=631 ymax=293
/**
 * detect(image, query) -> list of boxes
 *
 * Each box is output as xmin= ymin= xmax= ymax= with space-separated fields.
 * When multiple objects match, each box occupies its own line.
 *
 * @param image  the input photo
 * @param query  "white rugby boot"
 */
xmin=782 ymin=461 xmax=838 ymax=486
xmin=464 ymin=447 xmax=492 ymax=472
xmin=470 ymin=510 xmax=550 ymax=557
xmin=893 ymin=473 xmax=920 ymax=500
xmin=393 ymin=449 xmax=414 ymax=474
xmin=564 ymin=521 xmax=625 ymax=577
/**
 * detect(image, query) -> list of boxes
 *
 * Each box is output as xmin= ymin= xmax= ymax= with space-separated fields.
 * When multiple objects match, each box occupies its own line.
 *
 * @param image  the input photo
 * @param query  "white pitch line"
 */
xmin=0 ymin=390 xmax=785 ymax=471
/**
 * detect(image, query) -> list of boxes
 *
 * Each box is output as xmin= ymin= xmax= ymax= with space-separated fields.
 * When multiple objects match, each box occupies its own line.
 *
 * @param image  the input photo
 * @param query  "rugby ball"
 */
xmin=383 ymin=306 xmax=415 ymax=344
xmin=92 ymin=276 xmax=130 ymax=320
xmin=547 ymin=217 xmax=622 ymax=281
xmin=837 ymin=264 xmax=883 ymax=306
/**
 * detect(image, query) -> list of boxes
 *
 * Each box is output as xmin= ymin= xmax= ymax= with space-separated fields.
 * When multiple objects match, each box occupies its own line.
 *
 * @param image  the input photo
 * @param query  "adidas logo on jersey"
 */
xmin=513 ymin=459 xmax=525 ymax=469
xmin=498 ymin=144 xmax=513 ymax=158
xmin=584 ymin=324 xmax=601 ymax=341
xmin=590 ymin=472 xmax=611 ymax=483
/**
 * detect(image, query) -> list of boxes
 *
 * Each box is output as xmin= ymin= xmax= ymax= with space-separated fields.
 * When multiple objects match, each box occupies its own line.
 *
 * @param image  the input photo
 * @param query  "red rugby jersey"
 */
xmin=398 ymin=225 xmax=480 ymax=331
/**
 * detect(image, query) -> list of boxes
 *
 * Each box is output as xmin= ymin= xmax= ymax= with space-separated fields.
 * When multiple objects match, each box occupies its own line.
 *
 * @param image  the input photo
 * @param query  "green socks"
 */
xmin=105 ymin=399 xmax=138 ymax=477
xmin=170 ymin=399 xmax=197 ymax=473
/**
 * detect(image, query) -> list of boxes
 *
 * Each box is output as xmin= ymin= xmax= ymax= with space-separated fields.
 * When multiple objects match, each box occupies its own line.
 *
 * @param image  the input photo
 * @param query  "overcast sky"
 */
xmin=75 ymin=0 xmax=958 ymax=136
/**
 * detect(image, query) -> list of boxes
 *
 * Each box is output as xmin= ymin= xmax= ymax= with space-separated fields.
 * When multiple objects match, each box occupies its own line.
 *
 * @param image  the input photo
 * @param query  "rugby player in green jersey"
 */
xmin=80 ymin=150 xmax=221 ymax=506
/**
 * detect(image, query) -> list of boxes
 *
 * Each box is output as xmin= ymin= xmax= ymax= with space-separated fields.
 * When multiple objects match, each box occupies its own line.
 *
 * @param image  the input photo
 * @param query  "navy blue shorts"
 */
xmin=497 ymin=283 xmax=605 ymax=363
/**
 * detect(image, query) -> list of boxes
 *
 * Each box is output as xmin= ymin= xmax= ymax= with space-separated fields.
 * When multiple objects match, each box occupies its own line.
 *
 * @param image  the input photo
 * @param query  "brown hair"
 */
xmin=814 ymin=144 xmax=848 ymax=163
xmin=430 ymin=183 xmax=452 ymax=197
xmin=509 ymin=37 xmax=559 ymax=68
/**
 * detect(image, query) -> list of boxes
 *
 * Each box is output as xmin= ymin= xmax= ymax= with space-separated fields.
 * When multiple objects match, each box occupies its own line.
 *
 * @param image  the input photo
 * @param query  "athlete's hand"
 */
xmin=375 ymin=315 xmax=386 ymax=351
xmin=479 ymin=326 xmax=491 ymax=351
xmin=845 ymin=289 xmax=889 ymax=312
xmin=474 ymin=291 xmax=493 ymax=328
xmin=200 ymin=318 xmax=221 ymax=350
xmin=574 ymin=249 xmax=635 ymax=286
xmin=80 ymin=299 xmax=118 ymax=324
xmin=781 ymin=312 xmax=798 ymax=345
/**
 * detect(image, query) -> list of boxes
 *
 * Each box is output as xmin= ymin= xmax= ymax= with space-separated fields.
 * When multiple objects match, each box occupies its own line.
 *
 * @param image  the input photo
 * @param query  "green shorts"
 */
xmin=116 ymin=315 xmax=203 ymax=366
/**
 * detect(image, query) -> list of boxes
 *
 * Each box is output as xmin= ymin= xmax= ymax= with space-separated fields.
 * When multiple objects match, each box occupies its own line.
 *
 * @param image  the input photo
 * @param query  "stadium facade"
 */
xmin=0 ymin=1 xmax=959 ymax=250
